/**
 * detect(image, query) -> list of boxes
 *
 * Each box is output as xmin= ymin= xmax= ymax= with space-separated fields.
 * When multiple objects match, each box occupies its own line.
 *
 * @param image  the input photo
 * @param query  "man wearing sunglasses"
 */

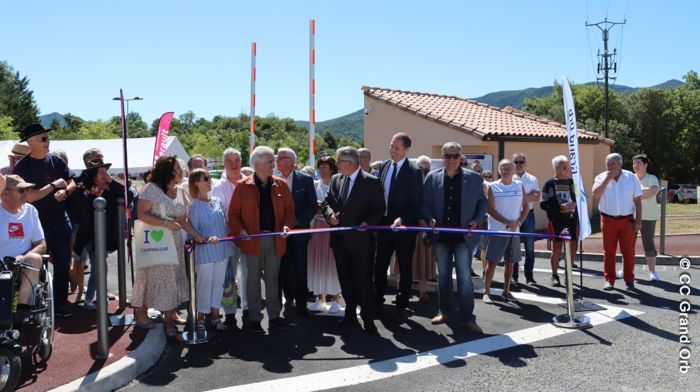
xmin=421 ymin=142 xmax=487 ymax=334
xmin=512 ymin=153 xmax=540 ymax=287
xmin=12 ymin=123 xmax=76 ymax=317
xmin=0 ymin=174 xmax=46 ymax=315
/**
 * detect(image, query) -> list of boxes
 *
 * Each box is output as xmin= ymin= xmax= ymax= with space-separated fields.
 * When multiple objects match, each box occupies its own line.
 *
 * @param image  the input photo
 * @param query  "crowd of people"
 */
xmin=0 ymin=123 xmax=661 ymax=339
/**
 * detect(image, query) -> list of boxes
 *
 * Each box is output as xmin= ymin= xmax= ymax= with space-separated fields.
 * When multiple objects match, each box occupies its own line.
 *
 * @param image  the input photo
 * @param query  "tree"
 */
xmin=0 ymin=115 xmax=18 ymax=140
xmin=0 ymin=61 xmax=39 ymax=131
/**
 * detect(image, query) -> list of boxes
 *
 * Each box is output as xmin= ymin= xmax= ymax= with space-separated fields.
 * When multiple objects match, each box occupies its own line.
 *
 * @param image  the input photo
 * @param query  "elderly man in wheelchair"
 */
xmin=0 ymin=175 xmax=46 ymax=321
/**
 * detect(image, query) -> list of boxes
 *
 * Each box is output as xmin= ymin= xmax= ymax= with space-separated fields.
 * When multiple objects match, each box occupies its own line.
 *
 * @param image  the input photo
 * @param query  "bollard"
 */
xmin=93 ymin=197 xmax=110 ymax=358
xmin=116 ymin=199 xmax=128 ymax=308
xmin=181 ymin=245 xmax=210 ymax=344
xmin=660 ymin=183 xmax=667 ymax=255
xmin=552 ymin=238 xmax=591 ymax=329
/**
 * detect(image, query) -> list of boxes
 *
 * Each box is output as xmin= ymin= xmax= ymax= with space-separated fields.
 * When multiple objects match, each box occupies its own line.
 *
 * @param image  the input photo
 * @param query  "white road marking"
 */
xmin=207 ymin=304 xmax=643 ymax=392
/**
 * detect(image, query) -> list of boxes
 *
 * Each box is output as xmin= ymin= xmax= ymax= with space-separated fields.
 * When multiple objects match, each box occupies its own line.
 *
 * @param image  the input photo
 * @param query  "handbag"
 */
xmin=133 ymin=202 xmax=179 ymax=269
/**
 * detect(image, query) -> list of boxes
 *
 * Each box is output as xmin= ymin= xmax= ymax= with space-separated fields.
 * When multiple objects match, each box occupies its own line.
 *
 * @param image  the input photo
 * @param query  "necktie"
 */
xmin=388 ymin=162 xmax=398 ymax=196
xmin=340 ymin=175 xmax=350 ymax=205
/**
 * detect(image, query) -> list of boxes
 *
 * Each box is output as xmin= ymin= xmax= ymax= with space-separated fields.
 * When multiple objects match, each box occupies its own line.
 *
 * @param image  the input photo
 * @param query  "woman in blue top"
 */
xmin=187 ymin=168 xmax=234 ymax=331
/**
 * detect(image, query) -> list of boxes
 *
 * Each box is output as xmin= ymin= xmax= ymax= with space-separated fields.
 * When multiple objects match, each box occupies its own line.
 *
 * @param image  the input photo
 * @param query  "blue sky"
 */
xmin=2 ymin=0 xmax=698 ymax=124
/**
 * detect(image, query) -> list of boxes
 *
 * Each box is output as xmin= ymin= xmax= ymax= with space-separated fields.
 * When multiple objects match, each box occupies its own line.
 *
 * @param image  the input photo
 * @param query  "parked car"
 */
xmin=668 ymin=184 xmax=698 ymax=204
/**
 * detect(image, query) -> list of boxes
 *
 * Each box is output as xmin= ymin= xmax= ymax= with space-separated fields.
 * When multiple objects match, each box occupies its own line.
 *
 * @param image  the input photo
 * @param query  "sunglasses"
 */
xmin=483 ymin=176 xmax=493 ymax=179
xmin=443 ymin=154 xmax=461 ymax=160
xmin=514 ymin=160 xmax=526 ymax=165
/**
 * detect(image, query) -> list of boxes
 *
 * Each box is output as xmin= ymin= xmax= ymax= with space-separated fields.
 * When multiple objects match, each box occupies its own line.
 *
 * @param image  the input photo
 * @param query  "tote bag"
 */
xmin=133 ymin=202 xmax=179 ymax=269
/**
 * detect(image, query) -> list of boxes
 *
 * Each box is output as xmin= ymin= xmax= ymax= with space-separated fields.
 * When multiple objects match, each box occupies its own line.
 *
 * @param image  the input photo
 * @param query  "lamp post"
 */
xmin=112 ymin=96 xmax=143 ymax=132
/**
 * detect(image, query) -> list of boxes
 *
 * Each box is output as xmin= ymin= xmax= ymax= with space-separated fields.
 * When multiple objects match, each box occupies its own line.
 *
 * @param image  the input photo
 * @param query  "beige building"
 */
xmin=362 ymin=86 xmax=614 ymax=230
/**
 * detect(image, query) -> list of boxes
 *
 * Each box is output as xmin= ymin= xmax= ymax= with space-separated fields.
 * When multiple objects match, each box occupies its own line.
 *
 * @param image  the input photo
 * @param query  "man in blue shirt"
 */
xmin=13 ymin=124 xmax=77 ymax=317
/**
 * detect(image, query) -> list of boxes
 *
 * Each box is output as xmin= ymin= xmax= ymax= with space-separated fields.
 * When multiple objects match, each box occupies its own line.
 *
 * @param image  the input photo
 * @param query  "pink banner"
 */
xmin=153 ymin=112 xmax=174 ymax=164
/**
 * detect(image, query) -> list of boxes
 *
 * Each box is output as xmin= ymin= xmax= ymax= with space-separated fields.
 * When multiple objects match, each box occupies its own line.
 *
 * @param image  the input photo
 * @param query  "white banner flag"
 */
xmin=561 ymin=78 xmax=592 ymax=240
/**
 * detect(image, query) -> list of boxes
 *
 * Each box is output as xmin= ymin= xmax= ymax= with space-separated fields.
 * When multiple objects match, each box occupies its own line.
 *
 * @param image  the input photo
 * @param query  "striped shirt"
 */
xmin=188 ymin=197 xmax=234 ymax=264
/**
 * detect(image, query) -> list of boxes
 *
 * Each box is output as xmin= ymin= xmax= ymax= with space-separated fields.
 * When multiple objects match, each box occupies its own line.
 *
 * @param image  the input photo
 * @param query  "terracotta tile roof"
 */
xmin=362 ymin=86 xmax=613 ymax=144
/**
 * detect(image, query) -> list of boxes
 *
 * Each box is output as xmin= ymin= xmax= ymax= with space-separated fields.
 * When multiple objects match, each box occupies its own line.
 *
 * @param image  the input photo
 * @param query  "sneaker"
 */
xmin=603 ymin=281 xmax=614 ymax=291
xmin=470 ymin=269 xmax=478 ymax=277
xmin=463 ymin=320 xmax=483 ymax=334
xmin=269 ymin=317 xmax=289 ymax=329
xmin=526 ymin=278 xmax=537 ymax=286
xmin=56 ymin=305 xmax=73 ymax=318
xmin=510 ymin=282 xmax=520 ymax=292
xmin=616 ymin=269 xmax=623 ymax=279
xmin=328 ymin=301 xmax=341 ymax=314
xmin=308 ymin=298 xmax=328 ymax=312
xmin=625 ymin=280 xmax=635 ymax=290
xmin=431 ymin=314 xmax=448 ymax=325
xmin=482 ymin=294 xmax=493 ymax=304
xmin=84 ymin=301 xmax=96 ymax=311
xmin=649 ymin=271 xmax=661 ymax=282
xmin=249 ymin=321 xmax=265 ymax=334
xmin=551 ymin=275 xmax=561 ymax=287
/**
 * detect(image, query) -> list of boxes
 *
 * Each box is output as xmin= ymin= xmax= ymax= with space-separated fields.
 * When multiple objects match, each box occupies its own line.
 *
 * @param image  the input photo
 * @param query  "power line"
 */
xmin=585 ymin=18 xmax=626 ymax=139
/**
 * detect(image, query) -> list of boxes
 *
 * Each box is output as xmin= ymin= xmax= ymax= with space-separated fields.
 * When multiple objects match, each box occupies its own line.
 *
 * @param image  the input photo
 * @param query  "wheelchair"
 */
xmin=0 ymin=255 xmax=54 ymax=392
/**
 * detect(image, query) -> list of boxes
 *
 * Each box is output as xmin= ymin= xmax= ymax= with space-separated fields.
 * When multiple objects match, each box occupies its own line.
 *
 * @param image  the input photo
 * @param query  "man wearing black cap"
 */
xmin=12 ymin=123 xmax=76 ymax=317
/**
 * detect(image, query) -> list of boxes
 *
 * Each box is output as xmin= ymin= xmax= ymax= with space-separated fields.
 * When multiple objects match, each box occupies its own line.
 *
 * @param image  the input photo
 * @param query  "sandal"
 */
xmin=211 ymin=318 xmax=228 ymax=331
xmin=196 ymin=320 xmax=208 ymax=334
xmin=135 ymin=317 xmax=156 ymax=330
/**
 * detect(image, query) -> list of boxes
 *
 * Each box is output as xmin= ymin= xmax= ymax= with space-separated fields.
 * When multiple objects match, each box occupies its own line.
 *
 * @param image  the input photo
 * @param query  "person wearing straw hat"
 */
xmin=421 ymin=142 xmax=486 ymax=334
xmin=12 ymin=123 xmax=77 ymax=317
xmin=0 ymin=143 xmax=31 ymax=175
xmin=0 ymin=174 xmax=45 ymax=314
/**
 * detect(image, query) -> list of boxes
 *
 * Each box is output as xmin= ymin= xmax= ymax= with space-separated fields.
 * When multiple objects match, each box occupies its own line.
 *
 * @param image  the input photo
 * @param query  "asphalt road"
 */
xmin=117 ymin=257 xmax=700 ymax=391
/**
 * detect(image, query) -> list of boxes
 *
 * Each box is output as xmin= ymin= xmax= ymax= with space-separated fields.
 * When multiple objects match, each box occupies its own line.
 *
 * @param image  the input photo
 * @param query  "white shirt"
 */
xmin=383 ymin=156 xmax=407 ymax=208
xmin=487 ymin=180 xmax=524 ymax=232
xmin=638 ymin=173 xmax=660 ymax=221
xmin=594 ymin=169 xmax=643 ymax=216
xmin=211 ymin=174 xmax=241 ymax=216
xmin=283 ymin=171 xmax=294 ymax=191
xmin=514 ymin=171 xmax=540 ymax=211
xmin=0 ymin=203 xmax=44 ymax=257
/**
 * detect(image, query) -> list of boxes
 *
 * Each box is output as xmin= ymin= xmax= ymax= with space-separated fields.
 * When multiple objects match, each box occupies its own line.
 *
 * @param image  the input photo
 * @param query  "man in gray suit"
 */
xmin=421 ymin=142 xmax=487 ymax=334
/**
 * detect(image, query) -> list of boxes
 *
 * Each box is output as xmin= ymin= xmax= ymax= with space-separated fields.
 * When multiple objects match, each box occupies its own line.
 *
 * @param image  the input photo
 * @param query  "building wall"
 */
xmin=363 ymin=96 xmax=612 ymax=231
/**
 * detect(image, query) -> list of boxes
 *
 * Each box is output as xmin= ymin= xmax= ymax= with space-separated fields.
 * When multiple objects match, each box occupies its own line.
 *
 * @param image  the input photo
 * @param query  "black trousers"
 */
xmin=333 ymin=235 xmax=375 ymax=321
xmin=374 ymin=230 xmax=416 ymax=309
xmin=279 ymin=237 xmax=310 ymax=311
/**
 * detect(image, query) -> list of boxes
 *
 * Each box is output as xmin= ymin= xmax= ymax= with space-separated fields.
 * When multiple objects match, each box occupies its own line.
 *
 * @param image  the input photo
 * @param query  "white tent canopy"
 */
xmin=0 ymin=136 xmax=189 ymax=176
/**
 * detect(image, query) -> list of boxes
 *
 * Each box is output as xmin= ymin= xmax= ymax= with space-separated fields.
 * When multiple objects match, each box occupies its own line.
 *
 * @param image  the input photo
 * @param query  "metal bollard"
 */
xmin=181 ymin=244 xmax=210 ymax=344
xmin=116 ymin=199 xmax=128 ymax=308
xmin=93 ymin=197 xmax=110 ymax=358
xmin=660 ymin=183 xmax=667 ymax=255
xmin=552 ymin=238 xmax=591 ymax=329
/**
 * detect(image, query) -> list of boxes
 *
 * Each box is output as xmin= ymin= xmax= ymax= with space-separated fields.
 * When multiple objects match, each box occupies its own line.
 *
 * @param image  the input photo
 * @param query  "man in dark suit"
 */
xmin=276 ymin=147 xmax=318 ymax=316
xmin=323 ymin=146 xmax=385 ymax=334
xmin=421 ymin=142 xmax=486 ymax=334
xmin=373 ymin=132 xmax=424 ymax=322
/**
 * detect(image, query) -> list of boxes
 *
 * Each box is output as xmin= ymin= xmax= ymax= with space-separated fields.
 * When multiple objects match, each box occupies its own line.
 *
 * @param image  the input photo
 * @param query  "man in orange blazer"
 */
xmin=229 ymin=146 xmax=296 ymax=334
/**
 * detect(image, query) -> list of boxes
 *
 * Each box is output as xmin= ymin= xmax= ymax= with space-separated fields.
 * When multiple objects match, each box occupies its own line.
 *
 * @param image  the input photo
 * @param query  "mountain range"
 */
xmin=41 ymin=79 xmax=684 ymax=142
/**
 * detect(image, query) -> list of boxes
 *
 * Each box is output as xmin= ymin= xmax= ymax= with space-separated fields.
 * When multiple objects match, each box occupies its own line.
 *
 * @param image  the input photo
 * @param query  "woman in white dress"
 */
xmin=307 ymin=156 xmax=342 ymax=313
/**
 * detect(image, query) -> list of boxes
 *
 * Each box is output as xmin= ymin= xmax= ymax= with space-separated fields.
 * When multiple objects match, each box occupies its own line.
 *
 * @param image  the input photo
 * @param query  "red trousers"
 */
xmin=601 ymin=215 xmax=636 ymax=283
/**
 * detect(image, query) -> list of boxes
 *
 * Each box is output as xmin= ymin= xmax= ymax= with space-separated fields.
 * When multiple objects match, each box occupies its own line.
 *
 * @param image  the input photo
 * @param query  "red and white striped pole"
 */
xmin=309 ymin=19 xmax=316 ymax=168
xmin=250 ymin=41 xmax=256 ymax=153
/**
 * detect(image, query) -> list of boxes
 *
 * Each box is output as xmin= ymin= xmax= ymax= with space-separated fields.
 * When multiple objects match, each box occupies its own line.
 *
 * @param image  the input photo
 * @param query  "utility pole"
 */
xmin=586 ymin=18 xmax=626 ymax=139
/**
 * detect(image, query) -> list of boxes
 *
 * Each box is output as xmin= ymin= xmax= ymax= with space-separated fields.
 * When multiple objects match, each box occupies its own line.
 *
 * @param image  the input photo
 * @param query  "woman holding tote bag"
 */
xmin=132 ymin=155 xmax=204 ymax=339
